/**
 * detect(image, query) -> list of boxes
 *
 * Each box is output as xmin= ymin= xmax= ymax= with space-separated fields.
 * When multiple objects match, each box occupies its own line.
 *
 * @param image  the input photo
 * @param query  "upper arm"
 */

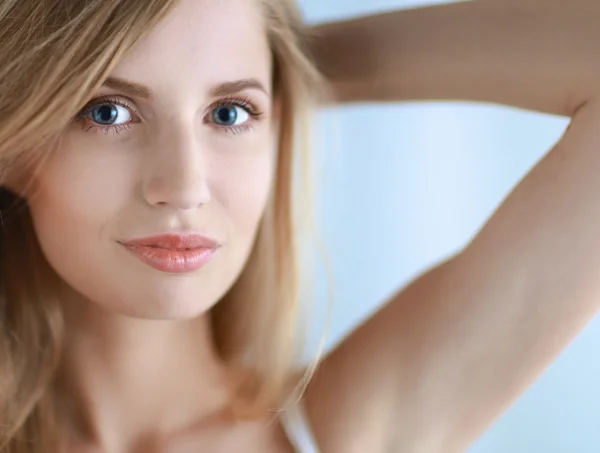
xmin=305 ymin=97 xmax=600 ymax=452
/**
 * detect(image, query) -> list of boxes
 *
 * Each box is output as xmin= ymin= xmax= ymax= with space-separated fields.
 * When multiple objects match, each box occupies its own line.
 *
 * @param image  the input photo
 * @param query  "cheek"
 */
xmin=26 ymin=149 xmax=134 ymax=266
xmin=210 ymin=152 xmax=274 ymax=235
xmin=208 ymin=129 xmax=278 ymax=237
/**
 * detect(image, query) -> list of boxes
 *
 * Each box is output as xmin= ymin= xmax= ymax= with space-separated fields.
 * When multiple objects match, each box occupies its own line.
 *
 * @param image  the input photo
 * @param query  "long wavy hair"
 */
xmin=0 ymin=0 xmax=324 ymax=451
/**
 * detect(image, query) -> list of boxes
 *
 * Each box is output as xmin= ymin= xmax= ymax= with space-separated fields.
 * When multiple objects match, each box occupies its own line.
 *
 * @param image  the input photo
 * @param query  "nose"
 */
xmin=142 ymin=125 xmax=211 ymax=210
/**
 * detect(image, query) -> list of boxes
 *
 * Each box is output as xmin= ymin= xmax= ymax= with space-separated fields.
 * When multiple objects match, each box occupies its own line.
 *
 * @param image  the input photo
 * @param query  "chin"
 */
xmin=115 ymin=302 xmax=212 ymax=321
xmin=106 ymin=282 xmax=222 ymax=320
xmin=120 ymin=297 xmax=210 ymax=320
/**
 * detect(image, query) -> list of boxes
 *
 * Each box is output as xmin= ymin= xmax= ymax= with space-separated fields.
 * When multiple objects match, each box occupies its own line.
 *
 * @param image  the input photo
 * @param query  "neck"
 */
xmin=56 ymin=288 xmax=233 ymax=452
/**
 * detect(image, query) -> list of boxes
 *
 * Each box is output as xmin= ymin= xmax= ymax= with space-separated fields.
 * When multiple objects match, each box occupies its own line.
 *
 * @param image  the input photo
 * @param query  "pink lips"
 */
xmin=120 ymin=234 xmax=219 ymax=273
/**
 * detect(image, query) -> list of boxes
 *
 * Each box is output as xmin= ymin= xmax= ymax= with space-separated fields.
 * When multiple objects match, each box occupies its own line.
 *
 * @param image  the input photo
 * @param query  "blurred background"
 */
xmin=297 ymin=0 xmax=600 ymax=452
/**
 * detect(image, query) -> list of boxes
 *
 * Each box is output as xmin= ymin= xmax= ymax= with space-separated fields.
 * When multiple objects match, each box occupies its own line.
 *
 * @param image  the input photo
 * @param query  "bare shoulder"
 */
xmin=304 ymin=98 xmax=600 ymax=453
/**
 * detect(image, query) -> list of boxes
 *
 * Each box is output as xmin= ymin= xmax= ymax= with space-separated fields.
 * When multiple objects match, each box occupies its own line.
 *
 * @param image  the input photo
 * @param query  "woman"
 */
xmin=0 ymin=0 xmax=596 ymax=451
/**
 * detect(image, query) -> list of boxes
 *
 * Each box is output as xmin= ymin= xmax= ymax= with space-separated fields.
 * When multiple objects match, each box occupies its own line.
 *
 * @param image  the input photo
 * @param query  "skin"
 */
xmin=306 ymin=0 xmax=600 ymax=452
xmin=15 ymin=0 xmax=600 ymax=452
xmin=25 ymin=0 xmax=289 ymax=451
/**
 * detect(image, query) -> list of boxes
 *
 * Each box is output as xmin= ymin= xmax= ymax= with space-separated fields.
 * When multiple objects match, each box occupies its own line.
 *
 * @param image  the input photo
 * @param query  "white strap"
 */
xmin=280 ymin=402 xmax=320 ymax=453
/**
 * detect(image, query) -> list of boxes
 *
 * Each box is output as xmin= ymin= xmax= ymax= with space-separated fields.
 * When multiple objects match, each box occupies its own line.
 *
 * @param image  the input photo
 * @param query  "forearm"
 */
xmin=311 ymin=0 xmax=600 ymax=116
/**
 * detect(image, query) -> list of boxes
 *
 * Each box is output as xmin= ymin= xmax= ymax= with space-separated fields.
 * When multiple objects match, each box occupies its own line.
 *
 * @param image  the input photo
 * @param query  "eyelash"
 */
xmin=74 ymin=95 xmax=264 ymax=136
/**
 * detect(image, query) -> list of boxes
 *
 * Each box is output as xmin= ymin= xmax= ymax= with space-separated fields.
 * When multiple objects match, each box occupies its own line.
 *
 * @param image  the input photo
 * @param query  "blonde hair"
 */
xmin=0 ymin=0 xmax=324 ymax=451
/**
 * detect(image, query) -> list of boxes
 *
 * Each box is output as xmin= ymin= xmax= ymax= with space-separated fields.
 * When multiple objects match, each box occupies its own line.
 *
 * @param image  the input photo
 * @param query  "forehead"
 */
xmin=110 ymin=0 xmax=271 ymax=98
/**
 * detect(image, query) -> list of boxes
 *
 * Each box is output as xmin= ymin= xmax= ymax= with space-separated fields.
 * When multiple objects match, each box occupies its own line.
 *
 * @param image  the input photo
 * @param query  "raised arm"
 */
xmin=311 ymin=0 xmax=600 ymax=116
xmin=305 ymin=2 xmax=600 ymax=453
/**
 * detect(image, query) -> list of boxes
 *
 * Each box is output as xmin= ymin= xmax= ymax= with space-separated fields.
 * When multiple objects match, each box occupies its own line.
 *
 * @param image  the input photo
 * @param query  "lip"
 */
xmin=119 ymin=233 xmax=220 ymax=274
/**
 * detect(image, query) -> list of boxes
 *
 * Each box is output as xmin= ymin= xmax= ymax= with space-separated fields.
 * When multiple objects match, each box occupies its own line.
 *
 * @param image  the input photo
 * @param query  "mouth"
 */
xmin=119 ymin=233 xmax=220 ymax=274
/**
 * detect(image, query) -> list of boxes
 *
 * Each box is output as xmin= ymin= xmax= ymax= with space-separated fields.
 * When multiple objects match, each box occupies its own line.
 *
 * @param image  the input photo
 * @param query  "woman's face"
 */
xmin=25 ymin=0 xmax=278 ymax=319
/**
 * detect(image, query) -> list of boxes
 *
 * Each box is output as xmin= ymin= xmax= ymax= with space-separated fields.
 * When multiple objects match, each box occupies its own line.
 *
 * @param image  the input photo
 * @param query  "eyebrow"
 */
xmin=101 ymin=77 xmax=269 ymax=99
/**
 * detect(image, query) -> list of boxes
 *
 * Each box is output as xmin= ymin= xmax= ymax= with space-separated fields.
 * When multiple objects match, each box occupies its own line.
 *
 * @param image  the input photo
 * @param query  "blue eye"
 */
xmin=89 ymin=103 xmax=132 ymax=126
xmin=211 ymin=104 xmax=250 ymax=126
